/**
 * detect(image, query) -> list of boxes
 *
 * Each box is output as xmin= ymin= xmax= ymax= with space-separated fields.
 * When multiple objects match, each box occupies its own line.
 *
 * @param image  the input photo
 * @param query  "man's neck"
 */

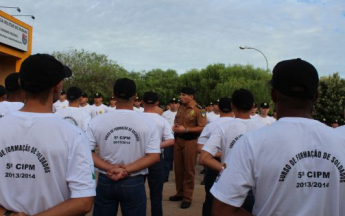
xmin=184 ymin=100 xmax=195 ymax=107
xmin=20 ymin=99 xmax=53 ymax=113
xmin=69 ymin=101 xmax=79 ymax=108
xmin=60 ymin=99 xmax=66 ymax=102
xmin=235 ymin=111 xmax=251 ymax=119
xmin=169 ymin=108 xmax=177 ymax=112
xmin=116 ymin=102 xmax=134 ymax=110
xmin=220 ymin=112 xmax=234 ymax=118
xmin=80 ymin=103 xmax=88 ymax=107
xmin=144 ymin=105 xmax=156 ymax=113
xmin=260 ymin=113 xmax=268 ymax=118
xmin=95 ymin=102 xmax=102 ymax=107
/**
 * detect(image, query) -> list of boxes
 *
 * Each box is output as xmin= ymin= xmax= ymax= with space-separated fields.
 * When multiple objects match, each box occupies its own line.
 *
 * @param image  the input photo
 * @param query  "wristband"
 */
xmin=4 ymin=210 xmax=12 ymax=216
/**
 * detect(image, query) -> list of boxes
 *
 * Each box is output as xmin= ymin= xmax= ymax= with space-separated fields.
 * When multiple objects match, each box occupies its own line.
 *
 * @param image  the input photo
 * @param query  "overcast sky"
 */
xmin=4 ymin=0 xmax=345 ymax=77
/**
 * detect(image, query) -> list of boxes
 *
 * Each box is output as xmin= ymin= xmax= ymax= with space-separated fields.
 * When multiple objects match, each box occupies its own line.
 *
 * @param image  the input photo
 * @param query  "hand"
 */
xmin=172 ymin=124 xmax=185 ymax=133
xmin=106 ymin=167 xmax=129 ymax=181
xmin=12 ymin=213 xmax=27 ymax=216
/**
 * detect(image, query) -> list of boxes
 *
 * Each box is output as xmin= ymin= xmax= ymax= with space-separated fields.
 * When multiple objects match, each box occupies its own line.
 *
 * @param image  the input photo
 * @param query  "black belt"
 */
xmin=175 ymin=133 xmax=199 ymax=140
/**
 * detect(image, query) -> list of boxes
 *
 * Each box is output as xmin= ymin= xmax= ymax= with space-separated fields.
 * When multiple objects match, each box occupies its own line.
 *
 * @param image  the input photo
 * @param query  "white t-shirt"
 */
xmin=0 ymin=101 xmax=24 ymax=118
xmin=0 ymin=111 xmax=95 ymax=215
xmin=55 ymin=107 xmax=91 ymax=132
xmin=336 ymin=125 xmax=345 ymax=133
xmin=91 ymin=104 xmax=113 ymax=118
xmin=211 ymin=118 xmax=345 ymax=216
xmin=202 ymin=118 xmax=265 ymax=162
xmin=207 ymin=111 xmax=220 ymax=123
xmin=108 ymin=106 xmax=116 ymax=110
xmin=198 ymin=117 xmax=234 ymax=145
xmin=162 ymin=109 xmax=177 ymax=127
xmin=79 ymin=103 xmax=94 ymax=116
xmin=255 ymin=115 xmax=276 ymax=125
xmin=144 ymin=113 xmax=174 ymax=144
xmin=250 ymin=114 xmax=259 ymax=119
xmin=87 ymin=109 xmax=161 ymax=176
xmin=52 ymin=100 xmax=69 ymax=113
xmin=133 ymin=106 xmax=144 ymax=113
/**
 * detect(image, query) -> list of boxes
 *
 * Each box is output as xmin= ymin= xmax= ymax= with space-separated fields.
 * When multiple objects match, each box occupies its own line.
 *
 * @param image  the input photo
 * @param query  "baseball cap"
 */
xmin=260 ymin=102 xmax=270 ymax=109
xmin=214 ymin=99 xmax=220 ymax=105
xmin=94 ymin=92 xmax=103 ymax=98
xmin=270 ymin=58 xmax=319 ymax=99
xmin=113 ymin=78 xmax=136 ymax=99
xmin=67 ymin=87 xmax=82 ymax=100
xmin=0 ymin=85 xmax=7 ymax=97
xmin=143 ymin=91 xmax=158 ymax=104
xmin=5 ymin=73 xmax=21 ymax=92
xmin=60 ymin=90 xmax=66 ymax=95
xmin=181 ymin=87 xmax=196 ymax=95
xmin=81 ymin=92 xmax=88 ymax=98
xmin=19 ymin=54 xmax=72 ymax=93
xmin=170 ymin=98 xmax=178 ymax=103
xmin=218 ymin=97 xmax=232 ymax=113
xmin=231 ymin=89 xmax=254 ymax=111
xmin=110 ymin=96 xmax=116 ymax=101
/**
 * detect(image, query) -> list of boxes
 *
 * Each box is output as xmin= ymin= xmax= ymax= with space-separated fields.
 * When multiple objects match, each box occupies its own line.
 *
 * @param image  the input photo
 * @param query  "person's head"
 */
xmin=331 ymin=119 xmax=339 ymax=128
xmin=66 ymin=87 xmax=82 ymax=104
xmin=93 ymin=92 xmax=103 ymax=105
xmin=231 ymin=89 xmax=254 ymax=114
xmin=169 ymin=98 xmax=179 ymax=111
xmin=260 ymin=102 xmax=270 ymax=117
xmin=113 ymin=78 xmax=136 ymax=104
xmin=218 ymin=97 xmax=232 ymax=114
xmin=270 ymin=58 xmax=319 ymax=119
xmin=80 ymin=92 xmax=88 ymax=105
xmin=133 ymin=96 xmax=141 ymax=108
xmin=213 ymin=99 xmax=220 ymax=113
xmin=5 ymin=73 xmax=25 ymax=102
xmin=19 ymin=54 xmax=71 ymax=104
xmin=179 ymin=87 xmax=195 ymax=104
xmin=250 ymin=102 xmax=258 ymax=115
xmin=0 ymin=85 xmax=7 ymax=101
xmin=143 ymin=91 xmax=158 ymax=108
xmin=207 ymin=102 xmax=214 ymax=112
xmin=60 ymin=90 xmax=67 ymax=101
xmin=109 ymin=96 xmax=116 ymax=107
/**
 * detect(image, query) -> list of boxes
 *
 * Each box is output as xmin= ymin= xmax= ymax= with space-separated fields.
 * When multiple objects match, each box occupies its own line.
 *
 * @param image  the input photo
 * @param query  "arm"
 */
xmin=160 ymin=139 xmax=174 ymax=148
xmin=0 ymin=207 xmax=26 ymax=216
xmin=212 ymin=198 xmax=253 ymax=216
xmin=34 ymin=197 xmax=94 ymax=216
xmin=199 ymin=150 xmax=222 ymax=172
xmin=92 ymin=152 xmax=120 ymax=171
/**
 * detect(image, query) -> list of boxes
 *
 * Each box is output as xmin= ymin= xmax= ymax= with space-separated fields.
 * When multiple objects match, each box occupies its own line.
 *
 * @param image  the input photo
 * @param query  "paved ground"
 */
xmin=87 ymin=163 xmax=206 ymax=216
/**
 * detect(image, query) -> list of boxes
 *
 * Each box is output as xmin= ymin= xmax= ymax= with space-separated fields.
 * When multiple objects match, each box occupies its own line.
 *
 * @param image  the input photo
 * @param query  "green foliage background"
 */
xmin=53 ymin=49 xmax=344 ymax=124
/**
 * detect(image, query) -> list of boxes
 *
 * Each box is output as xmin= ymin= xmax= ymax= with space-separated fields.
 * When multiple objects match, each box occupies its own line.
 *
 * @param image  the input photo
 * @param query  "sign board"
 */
xmin=0 ymin=15 xmax=28 ymax=52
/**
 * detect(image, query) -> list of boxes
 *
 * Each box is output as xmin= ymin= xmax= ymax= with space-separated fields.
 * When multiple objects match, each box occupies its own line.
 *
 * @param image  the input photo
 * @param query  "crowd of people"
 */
xmin=0 ymin=54 xmax=345 ymax=216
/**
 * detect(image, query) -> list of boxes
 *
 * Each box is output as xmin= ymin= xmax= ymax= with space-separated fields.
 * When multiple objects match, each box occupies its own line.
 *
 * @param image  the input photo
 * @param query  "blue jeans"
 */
xmin=147 ymin=159 xmax=164 ymax=216
xmin=93 ymin=173 xmax=146 ymax=216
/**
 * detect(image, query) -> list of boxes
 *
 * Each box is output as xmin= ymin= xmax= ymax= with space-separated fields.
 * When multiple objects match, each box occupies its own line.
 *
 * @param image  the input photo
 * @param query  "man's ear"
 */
xmin=55 ymin=80 xmax=63 ymax=94
xmin=312 ymin=92 xmax=319 ymax=103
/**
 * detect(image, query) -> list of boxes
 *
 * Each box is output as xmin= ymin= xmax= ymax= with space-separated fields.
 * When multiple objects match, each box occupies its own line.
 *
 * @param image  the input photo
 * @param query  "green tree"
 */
xmin=52 ymin=49 xmax=128 ymax=103
xmin=313 ymin=73 xmax=345 ymax=124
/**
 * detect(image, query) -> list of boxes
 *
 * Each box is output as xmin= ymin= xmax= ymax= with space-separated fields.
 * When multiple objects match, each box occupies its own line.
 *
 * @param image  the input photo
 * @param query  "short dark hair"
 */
xmin=231 ymin=89 xmax=254 ymax=112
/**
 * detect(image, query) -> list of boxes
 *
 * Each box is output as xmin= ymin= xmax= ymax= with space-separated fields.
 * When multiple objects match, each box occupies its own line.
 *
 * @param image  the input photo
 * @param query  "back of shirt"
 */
xmin=0 ymin=112 xmax=95 ymax=215
xmin=144 ymin=113 xmax=174 ymax=143
xmin=55 ymin=107 xmax=91 ymax=132
xmin=87 ymin=109 xmax=161 ymax=176
xmin=0 ymin=101 xmax=24 ymax=118
xmin=211 ymin=118 xmax=345 ymax=216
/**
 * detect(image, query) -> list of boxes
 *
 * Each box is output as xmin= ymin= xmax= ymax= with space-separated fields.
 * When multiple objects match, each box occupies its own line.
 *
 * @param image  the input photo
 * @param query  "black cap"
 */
xmin=209 ymin=102 xmax=213 ymax=106
xmin=143 ymin=91 xmax=158 ymax=104
xmin=218 ymin=97 xmax=232 ymax=113
xmin=170 ymin=98 xmax=178 ymax=103
xmin=67 ymin=87 xmax=82 ymax=100
xmin=260 ymin=102 xmax=270 ymax=109
xmin=60 ymin=90 xmax=66 ymax=95
xmin=5 ymin=73 xmax=21 ymax=92
xmin=19 ymin=54 xmax=72 ymax=93
xmin=81 ymin=92 xmax=88 ymax=98
xmin=0 ymin=85 xmax=7 ymax=97
xmin=231 ymin=89 xmax=254 ymax=111
xmin=94 ymin=92 xmax=103 ymax=98
xmin=113 ymin=78 xmax=136 ymax=100
xmin=63 ymin=65 xmax=72 ymax=78
xmin=181 ymin=87 xmax=196 ymax=95
xmin=214 ymin=99 xmax=220 ymax=105
xmin=135 ymin=96 xmax=141 ymax=101
xmin=110 ymin=96 xmax=115 ymax=100
xmin=270 ymin=58 xmax=319 ymax=99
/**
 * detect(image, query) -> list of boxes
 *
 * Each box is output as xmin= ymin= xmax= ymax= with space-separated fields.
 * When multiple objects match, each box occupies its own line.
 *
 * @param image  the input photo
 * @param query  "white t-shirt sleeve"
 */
xmin=81 ymin=113 xmax=92 ymax=133
xmin=86 ymin=121 xmax=97 ymax=151
xmin=202 ymin=124 xmax=223 ymax=156
xmin=163 ymin=118 xmax=174 ymax=141
xmin=66 ymin=132 xmax=96 ymax=198
xmin=210 ymin=135 xmax=254 ymax=207
xmin=145 ymin=123 xmax=161 ymax=154
xmin=198 ymin=124 xmax=211 ymax=145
